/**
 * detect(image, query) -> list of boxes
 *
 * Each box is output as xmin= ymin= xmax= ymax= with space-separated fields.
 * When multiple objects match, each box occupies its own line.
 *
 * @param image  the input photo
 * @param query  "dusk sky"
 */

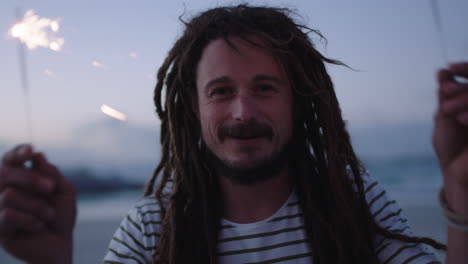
xmin=1 ymin=0 xmax=467 ymax=175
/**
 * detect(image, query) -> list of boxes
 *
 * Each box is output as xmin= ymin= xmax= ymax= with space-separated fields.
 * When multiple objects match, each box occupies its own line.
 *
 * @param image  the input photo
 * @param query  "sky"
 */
xmin=1 ymin=0 xmax=467 ymax=177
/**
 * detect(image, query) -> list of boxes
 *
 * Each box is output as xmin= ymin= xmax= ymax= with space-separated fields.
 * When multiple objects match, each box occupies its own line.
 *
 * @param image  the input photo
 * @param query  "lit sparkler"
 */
xmin=9 ymin=10 xmax=64 ymax=51
xmin=101 ymin=104 xmax=127 ymax=121
xmin=8 ymin=9 xmax=64 ymax=143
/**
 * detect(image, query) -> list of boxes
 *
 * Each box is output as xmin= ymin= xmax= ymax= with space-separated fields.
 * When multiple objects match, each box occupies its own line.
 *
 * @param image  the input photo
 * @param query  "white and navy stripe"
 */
xmin=103 ymin=174 xmax=440 ymax=263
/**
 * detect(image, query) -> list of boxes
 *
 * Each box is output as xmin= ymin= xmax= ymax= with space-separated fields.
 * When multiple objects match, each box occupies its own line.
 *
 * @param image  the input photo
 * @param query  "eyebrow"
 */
xmin=204 ymin=76 xmax=232 ymax=92
xmin=204 ymin=74 xmax=285 ymax=91
xmin=253 ymin=74 xmax=285 ymax=85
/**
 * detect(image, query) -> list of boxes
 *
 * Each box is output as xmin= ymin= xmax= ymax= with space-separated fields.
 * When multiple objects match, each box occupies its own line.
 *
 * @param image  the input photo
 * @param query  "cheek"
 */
xmin=276 ymin=101 xmax=294 ymax=141
xmin=280 ymin=113 xmax=294 ymax=138
xmin=199 ymin=110 xmax=219 ymax=143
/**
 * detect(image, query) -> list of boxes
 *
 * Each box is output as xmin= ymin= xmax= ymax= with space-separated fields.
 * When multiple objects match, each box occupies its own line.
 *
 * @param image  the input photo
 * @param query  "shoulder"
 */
xmin=103 ymin=195 xmax=163 ymax=264
xmin=359 ymin=173 xmax=407 ymax=231
xmin=360 ymin=173 xmax=441 ymax=263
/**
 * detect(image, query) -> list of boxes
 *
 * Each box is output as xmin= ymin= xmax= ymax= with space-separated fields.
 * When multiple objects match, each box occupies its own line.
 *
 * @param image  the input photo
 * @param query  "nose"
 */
xmin=231 ymin=95 xmax=258 ymax=122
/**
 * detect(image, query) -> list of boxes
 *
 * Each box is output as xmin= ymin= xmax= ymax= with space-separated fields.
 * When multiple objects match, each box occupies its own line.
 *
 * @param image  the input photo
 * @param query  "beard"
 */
xmin=201 ymin=138 xmax=295 ymax=185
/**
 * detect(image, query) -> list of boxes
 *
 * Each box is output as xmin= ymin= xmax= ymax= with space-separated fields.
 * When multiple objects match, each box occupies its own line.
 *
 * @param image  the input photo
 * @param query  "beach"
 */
xmin=0 ymin=195 xmax=448 ymax=263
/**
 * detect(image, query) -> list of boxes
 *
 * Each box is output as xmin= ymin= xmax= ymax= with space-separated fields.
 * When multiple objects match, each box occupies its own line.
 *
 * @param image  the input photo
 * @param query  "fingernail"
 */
xmin=38 ymin=178 xmax=54 ymax=193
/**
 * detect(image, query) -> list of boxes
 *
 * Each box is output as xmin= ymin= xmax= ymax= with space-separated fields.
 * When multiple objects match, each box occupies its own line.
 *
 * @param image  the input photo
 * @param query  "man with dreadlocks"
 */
xmin=1 ymin=4 xmax=468 ymax=264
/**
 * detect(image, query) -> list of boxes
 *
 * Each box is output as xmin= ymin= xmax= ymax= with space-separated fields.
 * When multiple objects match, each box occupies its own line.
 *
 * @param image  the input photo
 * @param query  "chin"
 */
xmin=202 ymin=139 xmax=293 ymax=185
xmin=225 ymin=158 xmax=265 ymax=170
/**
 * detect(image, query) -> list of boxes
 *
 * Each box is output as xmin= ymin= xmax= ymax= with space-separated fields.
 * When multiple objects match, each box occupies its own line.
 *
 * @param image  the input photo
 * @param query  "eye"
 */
xmin=260 ymin=85 xmax=273 ymax=91
xmin=210 ymin=87 xmax=232 ymax=97
xmin=257 ymin=84 xmax=276 ymax=93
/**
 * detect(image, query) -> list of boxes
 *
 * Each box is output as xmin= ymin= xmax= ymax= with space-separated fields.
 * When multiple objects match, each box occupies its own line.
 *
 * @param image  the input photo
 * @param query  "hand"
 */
xmin=433 ymin=62 xmax=468 ymax=212
xmin=0 ymin=144 xmax=77 ymax=264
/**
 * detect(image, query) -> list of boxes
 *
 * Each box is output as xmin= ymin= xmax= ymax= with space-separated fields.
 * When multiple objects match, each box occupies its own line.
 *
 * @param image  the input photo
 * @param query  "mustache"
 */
xmin=218 ymin=121 xmax=273 ymax=141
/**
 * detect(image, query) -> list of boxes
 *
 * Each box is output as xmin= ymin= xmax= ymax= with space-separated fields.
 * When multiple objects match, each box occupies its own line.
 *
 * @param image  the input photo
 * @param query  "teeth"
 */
xmin=231 ymin=135 xmax=258 ymax=139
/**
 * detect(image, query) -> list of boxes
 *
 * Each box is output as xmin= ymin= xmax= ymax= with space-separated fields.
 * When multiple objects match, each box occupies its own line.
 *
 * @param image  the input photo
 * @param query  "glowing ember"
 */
xmin=50 ymin=39 xmax=64 ymax=51
xmin=92 ymin=60 xmax=106 ymax=68
xmin=101 ymin=104 xmax=127 ymax=121
xmin=129 ymin=51 xmax=138 ymax=58
xmin=9 ymin=10 xmax=64 ymax=51
xmin=146 ymin=73 xmax=154 ymax=80
xmin=44 ymin=69 xmax=56 ymax=78
xmin=50 ymin=21 xmax=59 ymax=32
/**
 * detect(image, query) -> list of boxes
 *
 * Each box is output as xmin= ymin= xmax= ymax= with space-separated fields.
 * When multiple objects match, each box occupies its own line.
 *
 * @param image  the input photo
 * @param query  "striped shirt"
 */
xmin=103 ymin=174 xmax=441 ymax=264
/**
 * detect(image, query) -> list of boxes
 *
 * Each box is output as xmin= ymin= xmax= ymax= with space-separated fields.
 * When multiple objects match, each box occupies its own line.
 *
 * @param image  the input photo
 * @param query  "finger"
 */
xmin=437 ymin=69 xmax=455 ymax=106
xmin=441 ymin=92 xmax=468 ymax=115
xmin=442 ymin=82 xmax=468 ymax=97
xmin=449 ymin=62 xmax=468 ymax=78
xmin=438 ymin=69 xmax=454 ymax=84
xmin=0 ymin=208 xmax=44 ymax=236
xmin=32 ymin=153 xmax=73 ymax=195
xmin=456 ymin=112 xmax=468 ymax=126
xmin=0 ymin=166 xmax=54 ymax=195
xmin=0 ymin=187 xmax=55 ymax=223
xmin=2 ymin=144 xmax=34 ymax=167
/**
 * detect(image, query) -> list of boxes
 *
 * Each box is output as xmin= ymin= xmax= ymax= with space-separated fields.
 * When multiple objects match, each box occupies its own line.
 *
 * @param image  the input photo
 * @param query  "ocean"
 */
xmin=77 ymin=153 xmax=443 ymax=221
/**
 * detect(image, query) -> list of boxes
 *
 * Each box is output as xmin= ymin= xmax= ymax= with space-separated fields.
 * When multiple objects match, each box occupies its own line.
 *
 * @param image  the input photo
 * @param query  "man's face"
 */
xmin=196 ymin=36 xmax=294 ymax=181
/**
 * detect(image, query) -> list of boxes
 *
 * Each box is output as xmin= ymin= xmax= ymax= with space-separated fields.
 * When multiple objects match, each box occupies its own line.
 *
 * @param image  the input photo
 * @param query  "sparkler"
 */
xmin=429 ymin=0 xmax=448 ymax=63
xmin=8 ymin=9 xmax=64 ymax=143
xmin=429 ymin=0 xmax=467 ymax=83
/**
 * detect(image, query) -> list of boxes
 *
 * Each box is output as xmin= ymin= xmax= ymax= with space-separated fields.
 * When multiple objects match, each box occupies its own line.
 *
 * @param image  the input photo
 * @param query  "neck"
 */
xmin=219 ymin=166 xmax=292 ymax=223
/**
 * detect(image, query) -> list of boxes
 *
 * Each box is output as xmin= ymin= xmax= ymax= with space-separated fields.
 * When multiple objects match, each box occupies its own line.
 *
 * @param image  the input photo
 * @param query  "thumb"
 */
xmin=32 ymin=152 xmax=75 ymax=196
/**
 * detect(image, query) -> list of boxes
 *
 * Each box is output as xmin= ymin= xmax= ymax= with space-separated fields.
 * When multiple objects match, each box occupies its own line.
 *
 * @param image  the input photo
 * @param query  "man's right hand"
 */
xmin=0 ymin=144 xmax=76 ymax=264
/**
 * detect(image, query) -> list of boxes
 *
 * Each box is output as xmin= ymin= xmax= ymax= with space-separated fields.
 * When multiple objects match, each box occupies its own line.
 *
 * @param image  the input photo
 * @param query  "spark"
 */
xmin=9 ymin=10 xmax=64 ymax=51
xmin=49 ymin=39 xmax=64 ymax=51
xmin=146 ymin=73 xmax=154 ymax=80
xmin=129 ymin=51 xmax=138 ymax=59
xmin=92 ymin=60 xmax=106 ymax=69
xmin=44 ymin=68 xmax=56 ymax=78
xmin=50 ymin=21 xmax=59 ymax=32
xmin=101 ymin=104 xmax=127 ymax=121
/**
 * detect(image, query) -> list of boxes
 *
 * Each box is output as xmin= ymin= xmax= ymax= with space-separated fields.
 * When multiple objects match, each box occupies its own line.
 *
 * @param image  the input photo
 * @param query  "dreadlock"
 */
xmin=144 ymin=4 xmax=446 ymax=264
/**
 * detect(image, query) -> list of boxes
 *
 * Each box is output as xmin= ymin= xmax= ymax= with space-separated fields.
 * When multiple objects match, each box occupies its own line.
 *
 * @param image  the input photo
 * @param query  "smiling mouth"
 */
xmin=219 ymin=121 xmax=273 ymax=141
xmin=229 ymin=135 xmax=264 ymax=140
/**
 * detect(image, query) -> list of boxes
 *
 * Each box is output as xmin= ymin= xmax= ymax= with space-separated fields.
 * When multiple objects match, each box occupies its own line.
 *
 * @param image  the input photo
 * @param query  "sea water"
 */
xmin=77 ymin=153 xmax=443 ymax=221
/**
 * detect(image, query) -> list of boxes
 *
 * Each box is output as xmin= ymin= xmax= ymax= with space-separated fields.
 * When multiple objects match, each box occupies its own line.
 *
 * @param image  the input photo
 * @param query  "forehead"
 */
xmin=195 ymin=36 xmax=289 ymax=88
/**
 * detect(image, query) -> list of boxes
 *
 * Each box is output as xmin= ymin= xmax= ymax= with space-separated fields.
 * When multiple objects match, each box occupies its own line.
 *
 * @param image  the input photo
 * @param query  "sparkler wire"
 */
xmin=15 ymin=7 xmax=34 ymax=144
xmin=429 ymin=0 xmax=448 ymax=63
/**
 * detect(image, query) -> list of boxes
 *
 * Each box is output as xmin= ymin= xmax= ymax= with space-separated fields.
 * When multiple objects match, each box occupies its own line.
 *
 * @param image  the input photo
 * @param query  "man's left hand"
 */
xmin=433 ymin=62 xmax=468 ymax=212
